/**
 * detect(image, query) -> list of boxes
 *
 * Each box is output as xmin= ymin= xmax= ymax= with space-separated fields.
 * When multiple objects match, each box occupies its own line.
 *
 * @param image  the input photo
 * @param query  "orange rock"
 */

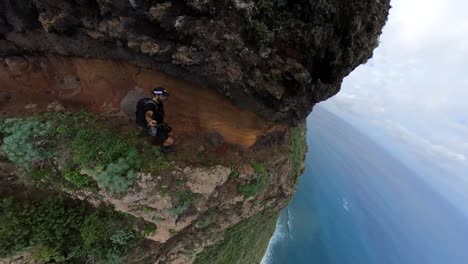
xmin=0 ymin=55 xmax=286 ymax=147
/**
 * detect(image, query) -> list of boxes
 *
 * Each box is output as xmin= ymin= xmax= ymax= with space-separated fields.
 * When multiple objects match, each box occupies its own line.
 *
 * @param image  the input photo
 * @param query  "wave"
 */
xmin=261 ymin=208 xmax=291 ymax=264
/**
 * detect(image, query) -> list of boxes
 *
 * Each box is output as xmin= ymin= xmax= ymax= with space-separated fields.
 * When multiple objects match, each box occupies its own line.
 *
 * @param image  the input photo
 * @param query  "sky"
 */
xmin=322 ymin=0 xmax=468 ymax=213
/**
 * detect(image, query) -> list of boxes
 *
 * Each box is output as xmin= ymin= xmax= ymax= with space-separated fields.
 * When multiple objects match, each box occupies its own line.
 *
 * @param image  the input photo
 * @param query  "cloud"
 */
xmin=387 ymin=0 xmax=468 ymax=55
xmin=327 ymin=93 xmax=385 ymax=118
xmin=382 ymin=120 xmax=467 ymax=164
xmin=320 ymin=0 xmax=468 ymax=176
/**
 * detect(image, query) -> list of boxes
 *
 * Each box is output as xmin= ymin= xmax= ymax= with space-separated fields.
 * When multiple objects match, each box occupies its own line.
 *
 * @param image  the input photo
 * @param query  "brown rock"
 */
xmin=239 ymin=163 xmax=254 ymax=176
xmin=149 ymin=2 xmax=172 ymax=22
xmin=24 ymin=104 xmax=37 ymax=110
xmin=184 ymin=166 xmax=231 ymax=195
xmin=172 ymin=46 xmax=203 ymax=65
xmin=141 ymin=41 xmax=160 ymax=55
xmin=46 ymin=101 xmax=65 ymax=112
xmin=4 ymin=57 xmax=29 ymax=76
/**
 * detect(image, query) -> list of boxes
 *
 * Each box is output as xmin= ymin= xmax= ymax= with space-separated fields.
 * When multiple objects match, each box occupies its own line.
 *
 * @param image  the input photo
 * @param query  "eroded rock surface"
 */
xmin=0 ymin=0 xmax=390 ymax=123
xmin=0 ymin=56 xmax=284 ymax=147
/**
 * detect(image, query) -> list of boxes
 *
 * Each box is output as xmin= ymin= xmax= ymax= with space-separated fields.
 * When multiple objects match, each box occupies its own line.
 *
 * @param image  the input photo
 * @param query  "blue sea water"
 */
xmin=262 ymin=107 xmax=468 ymax=264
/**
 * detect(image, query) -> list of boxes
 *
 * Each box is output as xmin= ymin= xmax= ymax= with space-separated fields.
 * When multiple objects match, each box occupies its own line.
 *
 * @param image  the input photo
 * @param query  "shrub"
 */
xmin=0 ymin=118 xmax=55 ymax=170
xmin=81 ymin=212 xmax=140 ymax=259
xmin=81 ymin=213 xmax=112 ymax=254
xmin=111 ymin=230 xmax=137 ymax=249
xmin=31 ymin=168 xmax=56 ymax=189
xmin=63 ymin=169 xmax=95 ymax=189
xmin=30 ymin=197 xmax=84 ymax=247
xmin=71 ymin=126 xmax=140 ymax=170
xmin=72 ymin=129 xmax=105 ymax=166
xmin=237 ymin=161 xmax=269 ymax=197
xmin=248 ymin=20 xmax=273 ymax=48
xmin=0 ymin=196 xmax=84 ymax=260
xmin=96 ymin=251 xmax=126 ymax=264
xmin=237 ymin=184 xmax=261 ymax=197
xmin=0 ymin=196 xmax=145 ymax=262
xmin=95 ymin=149 xmax=141 ymax=195
xmin=142 ymin=223 xmax=157 ymax=236
xmin=68 ymin=123 xmax=143 ymax=194
xmin=53 ymin=110 xmax=98 ymax=138
xmin=0 ymin=198 xmax=32 ymax=256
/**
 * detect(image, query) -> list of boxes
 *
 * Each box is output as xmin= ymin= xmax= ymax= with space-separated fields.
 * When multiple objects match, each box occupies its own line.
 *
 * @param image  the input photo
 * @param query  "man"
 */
xmin=143 ymin=87 xmax=174 ymax=153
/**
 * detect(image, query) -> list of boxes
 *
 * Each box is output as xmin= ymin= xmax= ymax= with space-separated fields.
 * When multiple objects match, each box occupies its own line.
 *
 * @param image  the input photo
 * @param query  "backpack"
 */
xmin=135 ymin=98 xmax=157 ymax=128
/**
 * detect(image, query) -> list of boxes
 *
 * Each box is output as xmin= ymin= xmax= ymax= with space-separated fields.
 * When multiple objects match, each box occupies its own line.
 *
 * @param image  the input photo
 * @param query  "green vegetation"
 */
xmin=170 ymin=190 xmax=197 ymax=217
xmin=248 ymin=20 xmax=273 ymax=48
xmin=195 ymin=209 xmax=218 ymax=229
xmin=0 ymin=117 xmax=55 ymax=171
xmin=141 ymin=146 xmax=170 ymax=172
xmin=193 ymin=210 xmax=278 ymax=264
xmin=62 ymin=169 xmax=95 ymax=189
xmin=0 ymin=196 xmax=146 ymax=263
xmin=229 ymin=168 xmax=240 ymax=179
xmin=290 ymin=121 xmax=307 ymax=184
xmin=0 ymin=111 xmax=171 ymax=195
xmin=95 ymin=150 xmax=140 ymax=195
xmin=142 ymin=223 xmax=157 ymax=236
xmin=237 ymin=161 xmax=270 ymax=197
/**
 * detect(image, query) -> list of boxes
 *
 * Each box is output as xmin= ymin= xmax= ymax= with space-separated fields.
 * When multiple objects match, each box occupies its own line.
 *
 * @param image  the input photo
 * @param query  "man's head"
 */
xmin=152 ymin=87 xmax=170 ymax=102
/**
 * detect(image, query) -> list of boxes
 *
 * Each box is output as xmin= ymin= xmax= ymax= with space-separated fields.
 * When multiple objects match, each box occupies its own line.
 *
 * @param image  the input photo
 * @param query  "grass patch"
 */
xmin=141 ymin=146 xmax=171 ymax=172
xmin=237 ymin=161 xmax=269 ymax=197
xmin=290 ymin=121 xmax=307 ymax=184
xmin=0 ymin=196 xmax=148 ymax=263
xmin=193 ymin=210 xmax=278 ymax=264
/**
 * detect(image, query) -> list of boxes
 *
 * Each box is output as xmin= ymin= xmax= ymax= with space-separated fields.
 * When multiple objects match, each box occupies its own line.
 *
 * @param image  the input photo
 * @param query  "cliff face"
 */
xmin=1 ymin=0 xmax=390 ymax=123
xmin=0 ymin=1 xmax=390 ymax=263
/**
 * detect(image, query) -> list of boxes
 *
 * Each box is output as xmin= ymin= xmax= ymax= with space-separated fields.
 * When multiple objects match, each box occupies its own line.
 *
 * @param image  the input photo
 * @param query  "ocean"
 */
xmin=262 ymin=107 xmax=468 ymax=264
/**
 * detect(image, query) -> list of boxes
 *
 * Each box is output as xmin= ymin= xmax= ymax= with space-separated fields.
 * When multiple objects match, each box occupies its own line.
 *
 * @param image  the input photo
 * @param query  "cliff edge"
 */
xmin=0 ymin=1 xmax=390 ymax=263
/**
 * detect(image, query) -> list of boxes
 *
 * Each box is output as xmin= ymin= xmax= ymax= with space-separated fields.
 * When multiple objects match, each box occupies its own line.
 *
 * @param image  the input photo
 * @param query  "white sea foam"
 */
xmin=342 ymin=197 xmax=350 ymax=212
xmin=286 ymin=207 xmax=294 ymax=240
xmin=261 ymin=209 xmax=290 ymax=264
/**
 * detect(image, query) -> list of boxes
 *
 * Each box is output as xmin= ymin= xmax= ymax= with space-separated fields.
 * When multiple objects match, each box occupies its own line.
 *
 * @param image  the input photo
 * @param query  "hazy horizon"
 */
xmin=322 ymin=0 xmax=468 ymax=215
